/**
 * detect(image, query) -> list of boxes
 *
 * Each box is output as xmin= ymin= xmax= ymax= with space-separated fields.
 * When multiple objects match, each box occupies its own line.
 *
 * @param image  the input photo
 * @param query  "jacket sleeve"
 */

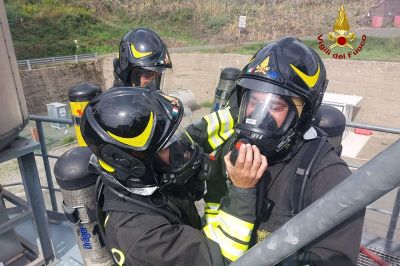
xmin=203 ymin=185 xmax=257 ymax=263
xmin=186 ymin=107 xmax=236 ymax=154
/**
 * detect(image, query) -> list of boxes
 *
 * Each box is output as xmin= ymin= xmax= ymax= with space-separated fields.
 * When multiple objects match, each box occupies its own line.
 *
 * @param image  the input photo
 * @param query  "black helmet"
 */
xmin=81 ymin=87 xmax=201 ymax=196
xmin=235 ymin=37 xmax=328 ymax=159
xmin=114 ymin=28 xmax=172 ymax=90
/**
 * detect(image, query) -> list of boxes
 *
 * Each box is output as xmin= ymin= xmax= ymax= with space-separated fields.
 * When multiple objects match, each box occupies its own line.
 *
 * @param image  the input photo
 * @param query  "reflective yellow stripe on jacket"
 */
xmin=203 ymin=210 xmax=254 ymax=262
xmin=204 ymin=202 xmax=220 ymax=224
xmin=204 ymin=108 xmax=235 ymax=150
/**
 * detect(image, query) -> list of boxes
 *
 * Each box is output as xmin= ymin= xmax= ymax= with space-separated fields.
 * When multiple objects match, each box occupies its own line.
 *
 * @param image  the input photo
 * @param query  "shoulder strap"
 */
xmin=290 ymin=132 xmax=333 ymax=216
xmin=103 ymin=187 xmax=182 ymax=225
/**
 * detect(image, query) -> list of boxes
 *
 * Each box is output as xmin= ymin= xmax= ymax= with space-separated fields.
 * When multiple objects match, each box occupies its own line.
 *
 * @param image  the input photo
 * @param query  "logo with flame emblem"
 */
xmin=317 ymin=5 xmax=367 ymax=60
xmin=328 ymin=5 xmax=356 ymax=49
xmin=255 ymin=56 xmax=270 ymax=75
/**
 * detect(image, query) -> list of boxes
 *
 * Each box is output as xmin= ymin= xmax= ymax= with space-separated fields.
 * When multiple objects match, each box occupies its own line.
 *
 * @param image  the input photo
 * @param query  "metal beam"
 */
xmin=232 ymin=139 xmax=400 ymax=266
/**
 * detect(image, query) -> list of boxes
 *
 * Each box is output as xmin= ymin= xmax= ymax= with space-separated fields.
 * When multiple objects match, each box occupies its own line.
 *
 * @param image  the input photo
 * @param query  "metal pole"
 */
xmin=386 ymin=186 xmax=400 ymax=241
xmin=18 ymin=152 xmax=55 ymax=264
xmin=346 ymin=122 xmax=400 ymax=134
xmin=27 ymin=59 xmax=31 ymax=70
xmin=232 ymin=139 xmax=400 ymax=266
xmin=35 ymin=120 xmax=58 ymax=212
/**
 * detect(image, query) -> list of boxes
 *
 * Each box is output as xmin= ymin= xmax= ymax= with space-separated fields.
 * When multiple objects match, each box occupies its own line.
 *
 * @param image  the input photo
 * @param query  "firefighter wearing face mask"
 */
xmin=112 ymin=28 xmax=239 ymax=154
xmin=113 ymin=28 xmax=172 ymax=90
xmin=80 ymin=87 xmax=267 ymax=266
xmin=206 ymin=37 xmax=365 ymax=265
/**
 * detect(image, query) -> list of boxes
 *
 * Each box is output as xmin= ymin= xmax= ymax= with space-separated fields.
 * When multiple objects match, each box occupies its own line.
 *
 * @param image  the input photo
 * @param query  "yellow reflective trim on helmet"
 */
xmin=111 ymin=248 xmax=126 ymax=266
xmin=290 ymin=63 xmax=320 ymax=89
xmin=99 ymin=160 xmax=115 ymax=173
xmin=108 ymin=112 xmax=154 ymax=148
xmin=130 ymin=43 xmax=152 ymax=59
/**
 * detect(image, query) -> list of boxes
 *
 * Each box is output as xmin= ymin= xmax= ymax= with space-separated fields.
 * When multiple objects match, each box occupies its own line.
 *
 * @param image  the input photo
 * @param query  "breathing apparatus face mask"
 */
xmin=131 ymin=67 xmax=171 ymax=92
xmin=154 ymin=126 xmax=204 ymax=196
xmin=234 ymin=90 xmax=304 ymax=159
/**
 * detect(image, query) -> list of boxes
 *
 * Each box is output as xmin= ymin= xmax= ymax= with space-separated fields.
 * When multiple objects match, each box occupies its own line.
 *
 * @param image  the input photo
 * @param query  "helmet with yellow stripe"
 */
xmin=114 ymin=28 xmax=172 ymax=91
xmin=235 ymin=37 xmax=328 ymax=160
xmin=81 ymin=87 xmax=201 ymax=194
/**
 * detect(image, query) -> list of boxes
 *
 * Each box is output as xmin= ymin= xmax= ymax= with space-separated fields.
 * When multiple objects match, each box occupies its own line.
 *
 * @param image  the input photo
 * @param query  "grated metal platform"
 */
xmin=358 ymin=233 xmax=400 ymax=266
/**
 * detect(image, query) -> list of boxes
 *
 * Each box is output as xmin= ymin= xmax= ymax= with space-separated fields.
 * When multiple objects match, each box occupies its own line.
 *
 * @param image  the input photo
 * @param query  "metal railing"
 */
xmin=29 ymin=115 xmax=74 ymax=212
xmin=17 ymin=53 xmax=98 ymax=70
xmin=345 ymin=122 xmax=400 ymax=242
xmin=3 ymin=115 xmax=400 ymax=244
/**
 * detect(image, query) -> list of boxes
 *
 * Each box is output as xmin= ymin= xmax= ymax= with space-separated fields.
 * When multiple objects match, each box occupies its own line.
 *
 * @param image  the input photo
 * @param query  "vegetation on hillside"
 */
xmin=6 ymin=0 xmax=377 ymax=59
xmin=211 ymin=37 xmax=400 ymax=61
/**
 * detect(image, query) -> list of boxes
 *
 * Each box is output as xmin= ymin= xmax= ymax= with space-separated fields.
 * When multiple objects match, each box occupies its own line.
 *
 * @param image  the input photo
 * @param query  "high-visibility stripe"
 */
xmin=111 ymin=248 xmax=126 ymax=266
xmin=218 ymin=210 xmax=254 ymax=242
xmin=203 ymin=224 xmax=248 ymax=262
xmin=204 ymin=113 xmax=224 ymax=149
xmin=104 ymin=214 xmax=109 ymax=227
xmin=205 ymin=213 xmax=218 ymax=224
xmin=203 ymin=223 xmax=218 ymax=241
xmin=205 ymin=202 xmax=220 ymax=211
xmin=215 ymin=227 xmax=248 ymax=261
xmin=217 ymin=109 xmax=235 ymax=141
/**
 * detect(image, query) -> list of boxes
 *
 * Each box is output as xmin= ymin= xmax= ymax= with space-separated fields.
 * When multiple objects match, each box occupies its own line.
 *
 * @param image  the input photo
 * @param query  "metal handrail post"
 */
xmin=232 ymin=139 xmax=400 ymax=266
xmin=35 ymin=120 xmax=58 ymax=212
xmin=386 ymin=186 xmax=400 ymax=241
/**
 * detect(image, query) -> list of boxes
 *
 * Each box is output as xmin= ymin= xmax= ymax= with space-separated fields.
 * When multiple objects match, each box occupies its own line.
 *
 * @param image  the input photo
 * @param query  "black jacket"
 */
xmin=204 ymin=134 xmax=365 ymax=265
xmin=102 ymin=184 xmax=258 ymax=266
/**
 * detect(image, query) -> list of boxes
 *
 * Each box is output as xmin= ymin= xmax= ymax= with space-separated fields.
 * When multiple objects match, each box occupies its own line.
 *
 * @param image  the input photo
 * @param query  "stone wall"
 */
xmin=20 ymin=61 xmax=106 ymax=114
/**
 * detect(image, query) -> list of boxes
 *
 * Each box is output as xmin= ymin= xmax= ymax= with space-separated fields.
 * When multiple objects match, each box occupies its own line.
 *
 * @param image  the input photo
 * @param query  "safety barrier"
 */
xmin=17 ymin=53 xmax=98 ymax=70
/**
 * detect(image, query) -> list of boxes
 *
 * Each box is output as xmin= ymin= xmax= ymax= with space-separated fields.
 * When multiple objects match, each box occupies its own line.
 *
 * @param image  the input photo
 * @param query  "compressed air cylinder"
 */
xmin=69 ymin=83 xmax=101 ymax=146
xmin=54 ymin=147 xmax=113 ymax=265
xmin=315 ymin=104 xmax=347 ymax=156
xmin=211 ymin=67 xmax=241 ymax=112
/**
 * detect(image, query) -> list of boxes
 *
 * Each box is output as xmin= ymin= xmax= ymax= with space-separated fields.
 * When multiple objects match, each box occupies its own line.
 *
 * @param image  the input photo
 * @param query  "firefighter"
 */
xmin=111 ymin=27 xmax=241 ymax=212
xmin=80 ymin=87 xmax=267 ymax=265
xmin=113 ymin=28 xmax=172 ymax=90
xmin=208 ymin=37 xmax=366 ymax=265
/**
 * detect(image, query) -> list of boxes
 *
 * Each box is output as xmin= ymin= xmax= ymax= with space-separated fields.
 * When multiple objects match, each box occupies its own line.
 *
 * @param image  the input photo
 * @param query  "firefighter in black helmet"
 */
xmin=81 ymin=87 xmax=267 ymax=265
xmin=206 ymin=37 xmax=365 ymax=265
xmin=113 ymin=28 xmax=172 ymax=90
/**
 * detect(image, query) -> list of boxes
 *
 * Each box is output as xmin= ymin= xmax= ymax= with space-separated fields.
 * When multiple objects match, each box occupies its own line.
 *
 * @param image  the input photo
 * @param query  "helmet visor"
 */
xmin=131 ymin=67 xmax=172 ymax=92
xmin=238 ymin=90 xmax=304 ymax=136
xmin=156 ymin=126 xmax=198 ymax=172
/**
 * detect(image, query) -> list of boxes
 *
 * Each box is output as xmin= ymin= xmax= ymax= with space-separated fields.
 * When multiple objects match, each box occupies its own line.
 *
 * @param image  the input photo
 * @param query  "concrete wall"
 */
xmin=20 ymin=53 xmax=400 ymax=128
xmin=20 ymin=61 xmax=105 ymax=114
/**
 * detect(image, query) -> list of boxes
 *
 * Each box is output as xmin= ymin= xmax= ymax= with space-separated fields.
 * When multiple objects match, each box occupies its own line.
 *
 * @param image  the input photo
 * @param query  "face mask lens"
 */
xmin=239 ymin=90 xmax=301 ymax=135
xmin=157 ymin=127 xmax=196 ymax=172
